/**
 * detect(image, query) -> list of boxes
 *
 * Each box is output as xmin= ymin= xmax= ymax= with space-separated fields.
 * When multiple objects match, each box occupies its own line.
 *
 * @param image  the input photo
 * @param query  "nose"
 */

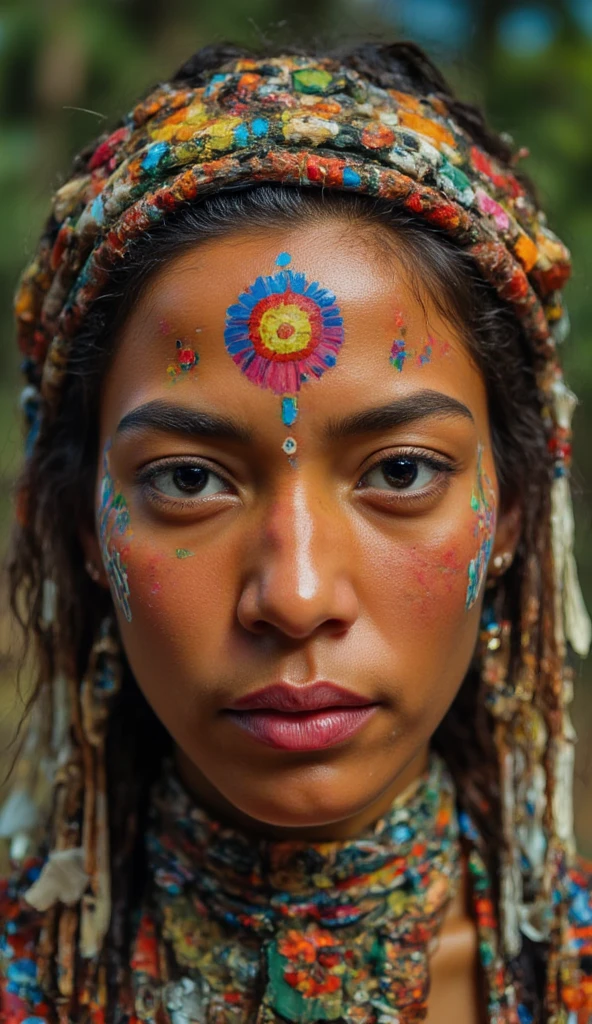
xmin=236 ymin=477 xmax=359 ymax=640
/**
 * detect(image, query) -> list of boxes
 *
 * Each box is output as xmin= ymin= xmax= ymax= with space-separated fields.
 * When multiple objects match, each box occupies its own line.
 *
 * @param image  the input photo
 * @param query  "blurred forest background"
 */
xmin=0 ymin=0 xmax=591 ymax=852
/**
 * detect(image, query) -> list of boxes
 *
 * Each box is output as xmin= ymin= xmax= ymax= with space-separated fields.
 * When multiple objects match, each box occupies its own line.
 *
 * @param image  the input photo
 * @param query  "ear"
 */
xmin=79 ymin=523 xmax=109 ymax=589
xmin=489 ymin=494 xmax=522 ymax=577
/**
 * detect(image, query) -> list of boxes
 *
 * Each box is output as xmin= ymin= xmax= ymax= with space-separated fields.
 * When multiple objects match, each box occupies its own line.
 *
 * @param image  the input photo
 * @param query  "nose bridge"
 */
xmin=240 ymin=473 xmax=358 ymax=636
xmin=269 ymin=477 xmax=320 ymax=601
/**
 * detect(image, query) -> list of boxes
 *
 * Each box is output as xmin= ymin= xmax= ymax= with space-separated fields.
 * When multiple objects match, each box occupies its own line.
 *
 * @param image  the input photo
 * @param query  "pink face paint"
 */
xmin=97 ymin=442 xmax=133 ymax=621
xmin=466 ymin=444 xmax=497 ymax=609
xmin=159 ymin=318 xmax=171 ymax=335
xmin=417 ymin=342 xmax=432 ymax=366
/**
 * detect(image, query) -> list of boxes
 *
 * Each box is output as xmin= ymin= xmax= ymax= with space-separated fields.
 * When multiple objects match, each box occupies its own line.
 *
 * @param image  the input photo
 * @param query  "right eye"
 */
xmin=143 ymin=461 xmax=230 ymax=501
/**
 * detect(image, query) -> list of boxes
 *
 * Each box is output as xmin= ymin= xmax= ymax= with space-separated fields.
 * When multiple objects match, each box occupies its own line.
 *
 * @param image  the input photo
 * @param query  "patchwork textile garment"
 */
xmin=2 ymin=753 xmax=591 ymax=1023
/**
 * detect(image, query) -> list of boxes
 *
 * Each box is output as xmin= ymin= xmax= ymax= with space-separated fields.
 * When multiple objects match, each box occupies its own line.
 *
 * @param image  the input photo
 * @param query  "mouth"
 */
xmin=224 ymin=681 xmax=379 ymax=752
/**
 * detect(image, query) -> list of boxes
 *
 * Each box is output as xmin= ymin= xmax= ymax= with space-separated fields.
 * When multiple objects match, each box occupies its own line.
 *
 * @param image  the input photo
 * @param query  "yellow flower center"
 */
xmin=258 ymin=303 xmax=312 ymax=354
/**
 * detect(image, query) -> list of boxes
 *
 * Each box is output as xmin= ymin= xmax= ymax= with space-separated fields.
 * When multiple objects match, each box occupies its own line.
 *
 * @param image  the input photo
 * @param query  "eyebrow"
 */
xmin=116 ymin=390 xmax=473 ymax=444
xmin=116 ymin=400 xmax=252 ymax=443
xmin=323 ymin=390 xmax=474 ymax=440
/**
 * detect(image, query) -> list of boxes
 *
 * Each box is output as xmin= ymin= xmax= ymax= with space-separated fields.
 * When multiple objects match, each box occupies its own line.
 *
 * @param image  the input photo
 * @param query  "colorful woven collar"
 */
xmin=115 ymin=752 xmax=524 ymax=1024
xmin=15 ymin=53 xmax=570 ymax=416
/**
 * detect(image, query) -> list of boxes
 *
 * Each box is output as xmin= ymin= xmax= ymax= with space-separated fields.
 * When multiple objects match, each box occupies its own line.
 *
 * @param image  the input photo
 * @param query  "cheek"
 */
xmin=115 ymin=534 xmax=233 ymax=689
xmin=360 ymin=506 xmax=485 ymax=698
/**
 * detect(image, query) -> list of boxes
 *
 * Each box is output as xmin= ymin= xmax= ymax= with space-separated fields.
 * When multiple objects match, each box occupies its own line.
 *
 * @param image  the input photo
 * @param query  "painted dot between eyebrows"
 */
xmin=275 ymin=252 xmax=292 ymax=267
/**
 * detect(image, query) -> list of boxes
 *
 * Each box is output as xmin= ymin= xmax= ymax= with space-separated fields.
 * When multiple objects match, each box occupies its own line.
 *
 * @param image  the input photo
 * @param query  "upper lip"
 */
xmin=227 ymin=681 xmax=374 ymax=713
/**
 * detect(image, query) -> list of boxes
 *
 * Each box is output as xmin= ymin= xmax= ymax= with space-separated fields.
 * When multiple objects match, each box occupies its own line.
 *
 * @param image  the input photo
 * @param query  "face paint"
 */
xmin=417 ymin=342 xmax=432 ymax=366
xmin=97 ymin=442 xmax=133 ymax=621
xmin=466 ymin=444 xmax=497 ymax=610
xmin=224 ymin=253 xmax=345 ymax=441
xmin=167 ymin=339 xmax=199 ymax=383
xmin=389 ymin=310 xmax=408 ymax=372
xmin=176 ymin=548 xmax=195 ymax=559
xmin=389 ymin=315 xmax=450 ymax=372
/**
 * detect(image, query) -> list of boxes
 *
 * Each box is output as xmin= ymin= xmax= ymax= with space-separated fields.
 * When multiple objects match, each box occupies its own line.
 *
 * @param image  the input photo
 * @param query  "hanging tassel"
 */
xmin=79 ymin=616 xmax=122 ymax=961
xmin=24 ymin=847 xmax=89 ymax=911
xmin=550 ymin=375 xmax=591 ymax=657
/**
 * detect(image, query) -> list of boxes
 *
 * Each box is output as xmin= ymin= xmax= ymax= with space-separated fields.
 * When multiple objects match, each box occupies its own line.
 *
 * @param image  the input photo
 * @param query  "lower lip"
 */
xmin=224 ymin=706 xmax=377 ymax=751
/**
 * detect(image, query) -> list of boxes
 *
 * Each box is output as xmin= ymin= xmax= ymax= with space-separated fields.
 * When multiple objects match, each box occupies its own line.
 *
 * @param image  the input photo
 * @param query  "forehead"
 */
xmin=103 ymin=218 xmax=488 ymax=435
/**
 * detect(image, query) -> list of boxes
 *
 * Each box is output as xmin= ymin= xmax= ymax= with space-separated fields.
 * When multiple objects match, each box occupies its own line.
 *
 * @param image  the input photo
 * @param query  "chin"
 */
xmin=217 ymin=768 xmax=386 ymax=834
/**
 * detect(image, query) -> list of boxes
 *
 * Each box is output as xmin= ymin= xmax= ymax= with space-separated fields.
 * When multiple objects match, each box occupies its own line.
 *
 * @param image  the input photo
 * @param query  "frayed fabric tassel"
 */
xmin=24 ymin=846 xmax=89 ymax=911
xmin=499 ymin=739 xmax=523 ymax=957
xmin=550 ymin=376 xmax=591 ymax=657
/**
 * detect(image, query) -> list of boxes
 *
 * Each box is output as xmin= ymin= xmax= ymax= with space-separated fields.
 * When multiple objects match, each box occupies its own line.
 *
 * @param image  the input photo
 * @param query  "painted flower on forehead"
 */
xmin=224 ymin=253 xmax=344 ymax=428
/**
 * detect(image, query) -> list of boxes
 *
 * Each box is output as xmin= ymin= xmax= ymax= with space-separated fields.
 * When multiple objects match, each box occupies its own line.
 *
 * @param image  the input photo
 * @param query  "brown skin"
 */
xmin=84 ymin=218 xmax=518 ymax=1018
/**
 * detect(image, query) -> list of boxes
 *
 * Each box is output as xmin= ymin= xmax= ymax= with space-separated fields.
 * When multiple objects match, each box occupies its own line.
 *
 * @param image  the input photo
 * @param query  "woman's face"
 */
xmin=91 ymin=216 xmax=515 ymax=837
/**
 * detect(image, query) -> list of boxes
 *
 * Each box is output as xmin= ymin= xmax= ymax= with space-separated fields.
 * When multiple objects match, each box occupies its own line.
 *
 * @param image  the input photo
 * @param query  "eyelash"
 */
xmin=358 ymin=448 xmax=456 ymax=505
xmin=137 ymin=449 xmax=457 ymax=513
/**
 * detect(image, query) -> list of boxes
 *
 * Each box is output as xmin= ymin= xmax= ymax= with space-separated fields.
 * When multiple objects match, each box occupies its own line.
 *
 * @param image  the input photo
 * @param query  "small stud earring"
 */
xmin=491 ymin=551 xmax=513 ymax=573
xmin=85 ymin=560 xmax=101 ymax=583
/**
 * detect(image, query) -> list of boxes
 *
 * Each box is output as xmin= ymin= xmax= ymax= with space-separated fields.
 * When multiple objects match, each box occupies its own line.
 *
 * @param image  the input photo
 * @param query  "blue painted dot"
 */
xmin=252 ymin=117 xmax=269 ymax=137
xmin=343 ymin=167 xmax=362 ymax=188
xmin=323 ymin=353 xmax=337 ymax=367
xmin=275 ymin=252 xmax=292 ymax=267
xmin=233 ymin=123 xmax=249 ymax=147
xmin=141 ymin=141 xmax=169 ymax=172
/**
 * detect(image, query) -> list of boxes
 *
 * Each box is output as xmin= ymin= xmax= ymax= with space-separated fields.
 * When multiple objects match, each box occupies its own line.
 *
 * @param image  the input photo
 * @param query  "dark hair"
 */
xmin=7 ymin=41 xmax=553 ymax=1014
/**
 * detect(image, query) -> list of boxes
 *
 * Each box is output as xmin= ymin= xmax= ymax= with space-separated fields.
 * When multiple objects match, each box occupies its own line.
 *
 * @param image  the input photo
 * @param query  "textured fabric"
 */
xmin=2 ymin=755 xmax=591 ymax=1023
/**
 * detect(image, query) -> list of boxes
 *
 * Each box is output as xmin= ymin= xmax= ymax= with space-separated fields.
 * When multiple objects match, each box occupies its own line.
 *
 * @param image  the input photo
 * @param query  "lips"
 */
xmin=224 ymin=681 xmax=378 ymax=751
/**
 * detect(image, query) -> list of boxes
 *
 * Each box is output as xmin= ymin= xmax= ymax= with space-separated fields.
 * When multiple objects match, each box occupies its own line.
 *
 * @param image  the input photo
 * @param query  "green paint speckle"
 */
xmin=176 ymin=548 xmax=195 ymax=559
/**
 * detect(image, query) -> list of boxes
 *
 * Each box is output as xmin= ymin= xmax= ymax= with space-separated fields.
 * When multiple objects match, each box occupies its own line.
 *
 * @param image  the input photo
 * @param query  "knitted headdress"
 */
xmin=3 ymin=46 xmax=590 ymax=1018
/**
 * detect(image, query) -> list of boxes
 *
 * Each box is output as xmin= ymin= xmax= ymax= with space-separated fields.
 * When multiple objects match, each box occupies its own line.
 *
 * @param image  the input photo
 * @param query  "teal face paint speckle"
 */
xmin=466 ymin=444 xmax=497 ymax=610
xmin=176 ymin=548 xmax=195 ymax=559
xmin=389 ymin=311 xmax=408 ymax=372
xmin=98 ymin=443 xmax=133 ymax=622
xmin=390 ymin=315 xmax=450 ymax=372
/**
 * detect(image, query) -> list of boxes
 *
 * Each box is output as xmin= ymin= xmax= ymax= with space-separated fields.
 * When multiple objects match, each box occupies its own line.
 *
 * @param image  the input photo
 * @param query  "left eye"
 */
xmin=360 ymin=456 xmax=442 ymax=492
xmin=148 ymin=464 xmax=228 ymax=499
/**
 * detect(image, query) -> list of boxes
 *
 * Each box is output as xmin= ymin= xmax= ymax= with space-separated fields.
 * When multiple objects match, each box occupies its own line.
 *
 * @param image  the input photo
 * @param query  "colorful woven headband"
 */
xmin=13 ymin=52 xmax=590 ymax=655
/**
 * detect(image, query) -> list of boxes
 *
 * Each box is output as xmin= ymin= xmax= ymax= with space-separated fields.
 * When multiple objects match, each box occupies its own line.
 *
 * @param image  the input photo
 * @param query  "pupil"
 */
xmin=173 ymin=466 xmax=207 ymax=492
xmin=383 ymin=458 xmax=418 ymax=488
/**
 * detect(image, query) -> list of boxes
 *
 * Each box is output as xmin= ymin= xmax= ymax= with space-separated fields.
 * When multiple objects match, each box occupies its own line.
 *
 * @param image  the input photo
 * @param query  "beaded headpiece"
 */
xmin=4 ymin=51 xmax=591 ymax=1013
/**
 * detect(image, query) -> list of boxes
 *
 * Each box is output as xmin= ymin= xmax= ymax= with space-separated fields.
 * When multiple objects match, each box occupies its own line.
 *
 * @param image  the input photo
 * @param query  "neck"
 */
xmin=173 ymin=742 xmax=430 ymax=841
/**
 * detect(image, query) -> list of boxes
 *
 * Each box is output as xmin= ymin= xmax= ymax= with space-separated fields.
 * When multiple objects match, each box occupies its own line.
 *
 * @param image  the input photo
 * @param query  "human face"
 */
xmin=92 ymin=217 xmax=509 ymax=839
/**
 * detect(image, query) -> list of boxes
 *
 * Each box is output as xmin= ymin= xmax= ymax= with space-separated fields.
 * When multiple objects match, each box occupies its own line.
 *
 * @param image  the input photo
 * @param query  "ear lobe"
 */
xmin=490 ymin=497 xmax=522 ymax=573
xmin=79 ymin=524 xmax=109 ymax=589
